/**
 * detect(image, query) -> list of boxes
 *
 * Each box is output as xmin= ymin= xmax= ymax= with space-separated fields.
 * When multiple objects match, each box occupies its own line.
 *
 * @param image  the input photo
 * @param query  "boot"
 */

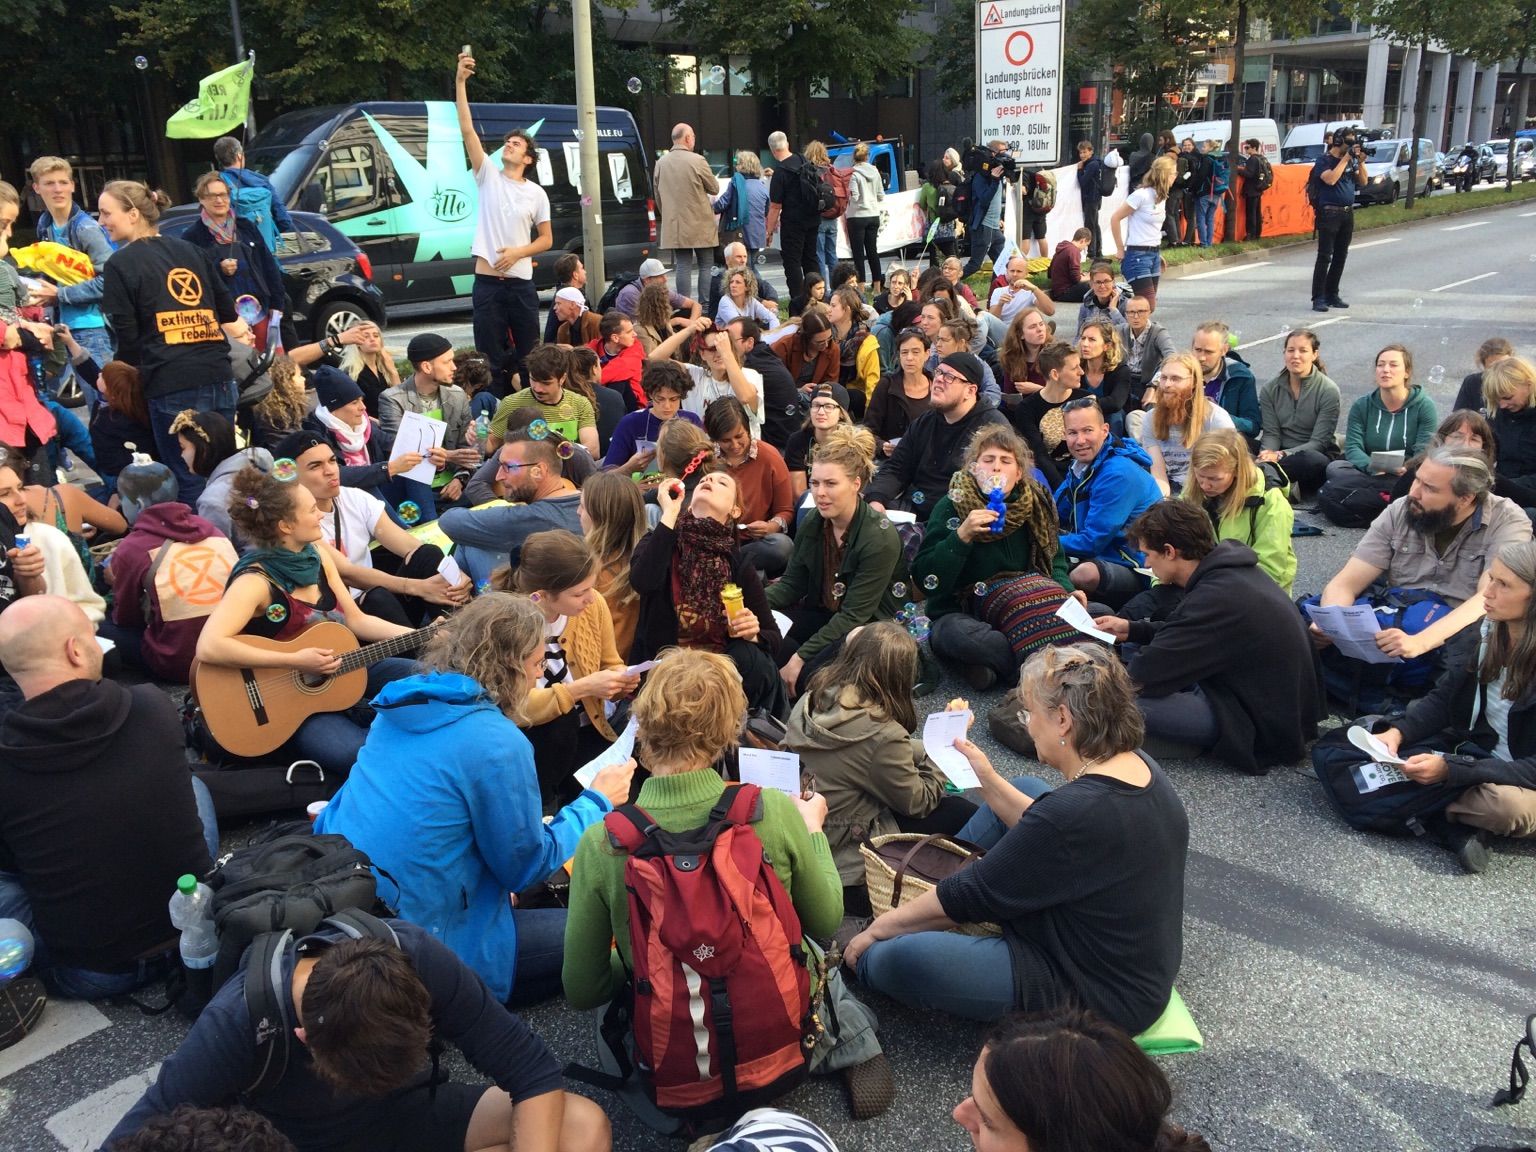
xmin=0 ymin=976 xmax=46 ymax=1052
xmin=842 ymin=1052 xmax=896 ymax=1120
xmin=1431 ymin=819 xmax=1490 ymax=874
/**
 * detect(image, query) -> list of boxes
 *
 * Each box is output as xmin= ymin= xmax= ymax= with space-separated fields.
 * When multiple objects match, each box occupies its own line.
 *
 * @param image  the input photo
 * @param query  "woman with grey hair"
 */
xmin=712 ymin=149 xmax=770 ymax=264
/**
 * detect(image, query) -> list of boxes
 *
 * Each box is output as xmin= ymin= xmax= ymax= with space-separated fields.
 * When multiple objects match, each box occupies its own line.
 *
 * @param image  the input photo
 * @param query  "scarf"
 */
xmin=201 ymin=209 xmax=238 ymax=247
xmin=947 ymin=469 xmax=1060 ymax=576
xmin=670 ymin=513 xmax=736 ymax=651
xmin=230 ymin=544 xmax=323 ymax=594
xmin=315 ymin=405 xmax=373 ymax=467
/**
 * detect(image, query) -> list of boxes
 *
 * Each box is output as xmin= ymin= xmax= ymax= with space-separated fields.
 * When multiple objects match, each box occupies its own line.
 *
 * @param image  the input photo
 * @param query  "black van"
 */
xmin=242 ymin=101 xmax=656 ymax=306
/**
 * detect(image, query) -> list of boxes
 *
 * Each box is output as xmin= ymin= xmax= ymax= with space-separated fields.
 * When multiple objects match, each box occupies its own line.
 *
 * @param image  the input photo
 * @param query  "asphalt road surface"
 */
xmin=2 ymin=202 xmax=1536 ymax=1151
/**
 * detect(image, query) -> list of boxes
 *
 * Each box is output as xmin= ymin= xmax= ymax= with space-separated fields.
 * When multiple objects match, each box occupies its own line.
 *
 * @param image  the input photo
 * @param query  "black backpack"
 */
xmin=933 ymin=180 xmax=959 ymax=222
xmin=1315 ymin=480 xmax=1392 ymax=528
xmin=1310 ymin=725 xmax=1467 ymax=836
xmin=1098 ymin=162 xmax=1118 ymax=198
xmin=1254 ymin=156 xmax=1274 ymax=192
xmin=800 ymin=162 xmax=839 ymax=217
xmin=596 ymin=271 xmax=641 ymax=313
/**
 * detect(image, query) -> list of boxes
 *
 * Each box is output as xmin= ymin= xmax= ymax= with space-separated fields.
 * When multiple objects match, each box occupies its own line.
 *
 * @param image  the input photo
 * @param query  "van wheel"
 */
xmin=314 ymin=299 xmax=372 ymax=342
xmin=1390 ymin=181 xmax=1400 ymax=202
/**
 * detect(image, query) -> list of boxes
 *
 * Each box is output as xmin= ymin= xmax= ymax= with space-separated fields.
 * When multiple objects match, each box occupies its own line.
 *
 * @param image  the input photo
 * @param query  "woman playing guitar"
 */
xmin=194 ymin=465 xmax=423 ymax=773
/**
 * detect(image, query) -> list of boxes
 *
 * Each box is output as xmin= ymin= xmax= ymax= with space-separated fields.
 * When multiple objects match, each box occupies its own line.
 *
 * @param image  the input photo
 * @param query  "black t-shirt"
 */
xmin=102 ymin=235 xmax=238 ymax=399
xmin=768 ymin=154 xmax=816 ymax=226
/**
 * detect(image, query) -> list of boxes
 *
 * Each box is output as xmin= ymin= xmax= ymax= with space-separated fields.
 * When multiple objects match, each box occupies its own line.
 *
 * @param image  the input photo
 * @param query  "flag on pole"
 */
xmin=165 ymin=57 xmax=254 ymax=139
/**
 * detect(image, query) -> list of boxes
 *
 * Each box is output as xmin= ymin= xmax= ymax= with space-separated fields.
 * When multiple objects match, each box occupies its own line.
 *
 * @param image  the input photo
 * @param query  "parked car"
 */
xmin=1280 ymin=119 xmax=1368 ymax=165
xmin=1484 ymin=138 xmax=1536 ymax=182
xmin=1478 ymin=144 xmax=1500 ymax=182
xmin=158 ymin=209 xmax=387 ymax=343
xmin=1430 ymin=152 xmax=1447 ymax=190
xmin=1355 ymin=137 xmax=1436 ymax=205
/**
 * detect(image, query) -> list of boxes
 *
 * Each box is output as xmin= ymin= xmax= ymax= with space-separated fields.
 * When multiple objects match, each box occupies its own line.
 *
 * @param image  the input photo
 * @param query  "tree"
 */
xmin=649 ymin=0 xmax=925 ymax=140
xmin=1440 ymin=0 xmax=1536 ymax=190
xmin=1365 ymin=0 xmax=1449 ymax=208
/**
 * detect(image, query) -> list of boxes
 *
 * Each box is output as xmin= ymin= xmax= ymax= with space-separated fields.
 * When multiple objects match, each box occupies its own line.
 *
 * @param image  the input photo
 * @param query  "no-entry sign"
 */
xmin=975 ymin=0 xmax=1065 ymax=163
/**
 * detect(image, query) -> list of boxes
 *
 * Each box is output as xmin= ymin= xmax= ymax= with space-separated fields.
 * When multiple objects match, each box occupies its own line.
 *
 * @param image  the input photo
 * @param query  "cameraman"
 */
xmin=961 ymin=140 xmax=1013 ymax=277
xmin=1310 ymin=130 xmax=1367 ymax=313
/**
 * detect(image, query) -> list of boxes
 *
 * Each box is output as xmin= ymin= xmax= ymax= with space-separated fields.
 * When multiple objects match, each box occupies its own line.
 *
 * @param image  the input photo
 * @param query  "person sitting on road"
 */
xmin=1182 ymin=429 xmax=1295 ymax=594
xmin=1006 ymin=340 xmax=1086 ymax=490
xmin=707 ymin=241 xmax=779 ymax=319
xmin=1071 ymin=262 xmax=1130 ymax=344
xmin=1093 ymin=500 xmax=1318 ymax=774
xmin=703 ymin=395 xmax=794 ymax=578
xmin=108 ymin=1105 xmax=297 ymax=1152
xmin=589 ymin=310 xmax=649 ymax=413
xmin=578 ymin=469 xmax=646 ymax=659
xmin=724 ymin=315 xmax=803 ymax=452
xmin=552 ymin=286 xmax=602 ymax=347
xmin=1312 ymin=446 xmax=1532 ymax=698
xmin=1453 ymin=335 xmax=1515 ymax=411
xmin=954 ymin=1009 xmax=1213 ymax=1152
xmin=1482 ymin=356 xmax=1536 ymax=501
xmin=614 ymin=256 xmax=701 ymax=323
xmin=915 ymin=424 xmax=1074 ymax=691
xmin=486 ymin=344 xmax=600 ymax=458
xmin=1047 ymin=228 xmax=1092 ymax=303
xmin=1134 ymin=353 xmax=1235 ymax=496
xmin=1122 ymin=296 xmax=1176 ymax=398
xmin=169 ymin=410 xmax=273 ymax=547
xmin=1076 ymin=321 xmax=1133 ymax=420
xmin=1369 ymin=539 xmax=1536 ymax=874
xmin=844 ymin=643 xmax=1188 ymax=1035
xmin=378 ymin=333 xmax=481 ymax=521
xmin=1256 ymin=327 xmax=1342 ymax=494
xmin=0 ymin=595 xmax=215 ymax=1001
xmin=1320 ymin=343 xmax=1437 ymax=522
xmin=1391 ymin=410 xmax=1536 ymax=509
xmin=315 ymin=593 xmax=633 ymax=1004
xmin=1185 ymin=322 xmax=1260 ymax=448
xmin=714 ymin=267 xmax=780 ymax=331
xmin=0 ymin=449 xmax=105 ymax=625
xmin=105 ymin=919 xmax=611 ymax=1152
xmin=602 ymin=358 xmax=702 ymax=474
xmin=1053 ymin=398 xmax=1163 ymax=610
xmin=302 ymin=366 xmax=420 ymax=502
xmin=651 ymin=317 xmax=766 ymax=439
xmin=787 ymin=623 xmax=978 ymax=916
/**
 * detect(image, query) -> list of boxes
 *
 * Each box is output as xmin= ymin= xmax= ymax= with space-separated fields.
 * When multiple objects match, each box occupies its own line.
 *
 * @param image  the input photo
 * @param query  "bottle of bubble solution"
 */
xmin=169 ymin=873 xmax=218 ymax=1002
xmin=987 ymin=474 xmax=1007 ymax=534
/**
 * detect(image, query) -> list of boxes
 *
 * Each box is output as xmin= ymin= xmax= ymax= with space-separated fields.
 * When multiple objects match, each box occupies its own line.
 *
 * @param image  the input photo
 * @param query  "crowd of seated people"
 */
xmin=3 ymin=191 xmax=1530 ymax=1152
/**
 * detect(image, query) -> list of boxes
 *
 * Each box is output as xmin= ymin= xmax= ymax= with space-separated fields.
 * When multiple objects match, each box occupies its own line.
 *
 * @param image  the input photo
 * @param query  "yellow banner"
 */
xmin=166 ymin=58 xmax=253 ymax=140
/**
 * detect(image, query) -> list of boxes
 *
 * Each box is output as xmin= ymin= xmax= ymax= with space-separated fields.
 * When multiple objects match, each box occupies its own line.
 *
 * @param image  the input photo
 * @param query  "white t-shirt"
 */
xmin=472 ymin=157 xmax=552 ymax=280
xmin=988 ymin=284 xmax=1034 ymax=323
xmin=1138 ymin=404 xmax=1235 ymax=487
xmin=318 ymin=487 xmax=387 ymax=598
xmin=1124 ymin=187 xmax=1166 ymax=248
xmin=682 ymin=364 xmax=766 ymax=440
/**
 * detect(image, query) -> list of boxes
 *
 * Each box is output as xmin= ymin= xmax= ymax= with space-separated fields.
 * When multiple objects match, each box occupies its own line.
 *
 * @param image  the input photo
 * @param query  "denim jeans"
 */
xmin=69 ymin=326 xmax=113 ymax=412
xmin=816 ymin=220 xmax=840 ymax=285
xmin=1196 ymin=194 xmax=1220 ymax=247
xmin=471 ymin=274 xmax=539 ymax=392
xmin=854 ymin=775 xmax=1052 ymax=1021
xmin=147 ymin=380 xmax=237 ymax=509
xmin=506 ymin=906 xmax=568 ymax=1007
xmin=289 ymin=657 xmax=419 ymax=775
xmin=962 ymin=223 xmax=1003 ymax=277
xmin=0 ymin=776 xmax=217 ymax=999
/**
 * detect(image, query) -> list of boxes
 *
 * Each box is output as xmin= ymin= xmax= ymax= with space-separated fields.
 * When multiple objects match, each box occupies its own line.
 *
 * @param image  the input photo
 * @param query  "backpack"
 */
xmin=1254 ymin=156 xmax=1274 ymax=192
xmin=580 ymin=783 xmax=812 ymax=1129
xmin=1098 ymin=162 xmax=1119 ymax=199
xmin=1315 ymin=479 xmax=1392 ymax=528
xmin=240 ymin=910 xmax=408 ymax=1095
xmin=224 ymin=172 xmax=279 ymax=252
xmin=1028 ymin=169 xmax=1057 ymax=213
xmin=1300 ymin=588 xmax=1453 ymax=714
xmin=1310 ymin=725 xmax=1467 ymax=836
xmin=143 ymin=536 xmax=238 ymax=628
xmin=933 ymin=180 xmax=959 ymax=222
xmin=808 ymin=165 xmax=849 ymax=219
xmin=597 ymin=271 xmax=641 ymax=313
xmin=1493 ymin=1014 xmax=1536 ymax=1108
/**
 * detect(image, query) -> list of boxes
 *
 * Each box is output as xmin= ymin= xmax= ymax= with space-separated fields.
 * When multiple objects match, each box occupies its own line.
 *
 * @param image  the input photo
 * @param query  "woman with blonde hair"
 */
xmin=1109 ymin=154 xmax=1175 ymax=305
xmin=579 ymin=469 xmax=647 ymax=658
xmin=844 ymin=643 xmax=1189 ymax=1032
xmin=494 ymin=529 xmax=640 ymax=806
xmin=712 ymin=149 xmax=770 ymax=264
xmin=1483 ymin=355 xmax=1536 ymax=493
xmin=768 ymin=425 xmax=903 ymax=696
xmin=250 ymin=354 xmax=308 ymax=450
xmin=715 ymin=267 xmax=779 ymax=330
xmin=316 ymin=592 xmax=634 ymax=1004
xmin=804 ymin=140 xmax=840 ymax=285
xmin=828 ymin=285 xmax=880 ymax=418
xmin=337 ymin=319 xmax=399 ymax=417
xmin=1182 ymin=428 xmax=1295 ymax=594
xmin=1138 ymin=352 xmax=1234 ymax=494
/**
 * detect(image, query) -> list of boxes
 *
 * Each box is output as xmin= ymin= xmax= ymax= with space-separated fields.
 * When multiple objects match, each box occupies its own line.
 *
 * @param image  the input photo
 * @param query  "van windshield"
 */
xmin=1282 ymin=145 xmax=1325 ymax=164
xmin=244 ymin=145 xmax=320 ymax=203
xmin=1364 ymin=141 xmax=1401 ymax=163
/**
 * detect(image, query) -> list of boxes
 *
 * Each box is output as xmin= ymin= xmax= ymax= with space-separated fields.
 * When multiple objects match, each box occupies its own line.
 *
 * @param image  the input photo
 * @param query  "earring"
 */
xmin=1060 ymin=738 xmax=1067 ymax=746
xmin=529 ymin=591 xmax=541 ymax=603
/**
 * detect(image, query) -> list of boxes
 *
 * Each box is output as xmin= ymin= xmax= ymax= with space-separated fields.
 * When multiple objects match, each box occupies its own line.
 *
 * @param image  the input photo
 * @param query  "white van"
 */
xmin=1174 ymin=118 xmax=1281 ymax=162
xmin=1281 ymin=120 xmax=1368 ymax=165
xmin=1357 ymin=137 xmax=1436 ymax=204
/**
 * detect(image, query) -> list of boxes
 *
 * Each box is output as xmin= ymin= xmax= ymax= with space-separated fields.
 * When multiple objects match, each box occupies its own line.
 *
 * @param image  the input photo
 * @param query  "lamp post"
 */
xmin=572 ymin=0 xmax=607 ymax=298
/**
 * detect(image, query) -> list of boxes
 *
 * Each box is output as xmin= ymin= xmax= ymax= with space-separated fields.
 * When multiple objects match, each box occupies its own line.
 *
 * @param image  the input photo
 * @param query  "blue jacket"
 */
xmin=182 ymin=215 xmax=286 ymax=314
xmin=315 ymin=671 xmax=611 ymax=1002
xmin=1054 ymin=436 xmax=1162 ymax=566
xmin=34 ymin=206 xmax=115 ymax=330
xmin=1208 ymin=355 xmax=1260 ymax=437
xmin=220 ymin=167 xmax=296 ymax=236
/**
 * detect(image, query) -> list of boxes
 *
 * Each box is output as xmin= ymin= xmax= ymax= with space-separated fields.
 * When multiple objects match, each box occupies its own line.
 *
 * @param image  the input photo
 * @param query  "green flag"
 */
xmin=165 ymin=58 xmax=253 ymax=139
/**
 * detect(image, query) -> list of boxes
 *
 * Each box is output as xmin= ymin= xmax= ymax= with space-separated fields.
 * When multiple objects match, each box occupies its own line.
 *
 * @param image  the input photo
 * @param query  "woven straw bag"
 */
xmin=859 ymin=833 xmax=1001 ymax=938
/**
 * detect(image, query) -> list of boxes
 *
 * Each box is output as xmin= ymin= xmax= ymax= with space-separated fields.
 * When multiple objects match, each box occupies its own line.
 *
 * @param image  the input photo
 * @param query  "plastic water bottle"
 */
xmin=169 ymin=874 xmax=217 ymax=1003
xmin=475 ymin=412 xmax=490 ymax=450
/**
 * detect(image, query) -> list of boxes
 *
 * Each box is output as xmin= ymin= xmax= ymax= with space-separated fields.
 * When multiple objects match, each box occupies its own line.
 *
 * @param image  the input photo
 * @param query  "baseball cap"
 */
xmin=555 ymin=287 xmax=589 ymax=310
xmin=938 ymin=352 xmax=985 ymax=391
xmin=406 ymin=333 xmax=454 ymax=365
xmin=638 ymin=258 xmax=669 ymax=279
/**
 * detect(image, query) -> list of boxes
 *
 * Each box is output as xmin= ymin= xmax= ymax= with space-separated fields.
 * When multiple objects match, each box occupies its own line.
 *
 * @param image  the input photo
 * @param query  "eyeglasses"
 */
xmin=933 ymin=367 xmax=969 ymax=386
xmin=497 ymin=459 xmax=532 ymax=474
xmin=809 ymin=401 xmax=841 ymax=412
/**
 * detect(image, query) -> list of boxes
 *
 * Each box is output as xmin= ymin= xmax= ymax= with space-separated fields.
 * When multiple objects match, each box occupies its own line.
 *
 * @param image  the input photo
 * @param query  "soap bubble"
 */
xmin=923 ymin=574 xmax=940 ymax=591
xmin=911 ymin=491 xmax=925 ymax=505
xmin=785 ymin=404 xmax=799 ymax=416
xmin=270 ymin=457 xmax=297 ymax=482
xmin=907 ymin=615 xmax=932 ymax=642
xmin=891 ymin=581 xmax=907 ymax=598
xmin=1279 ymin=325 xmax=1291 ymax=335
xmin=877 ymin=518 xmax=890 ymax=530
xmin=0 ymin=919 xmax=34 ymax=982
xmin=831 ymin=581 xmax=846 ymax=600
xmin=627 ymin=77 xmax=642 ymax=95
xmin=580 ymin=195 xmax=593 ymax=208
xmin=133 ymin=55 xmax=149 ymax=71
xmin=557 ymin=440 xmax=576 ymax=459
xmin=397 ymin=501 xmax=421 ymax=525
xmin=1412 ymin=297 xmax=1424 ymax=308
xmin=235 ymin=294 xmax=264 ymax=324
xmin=1428 ymin=365 xmax=1445 ymax=385
xmin=528 ymin=418 xmax=550 ymax=440
xmin=897 ymin=604 xmax=914 ymax=624
xmin=1440 ymin=335 xmax=1451 ymax=346
xmin=709 ymin=64 xmax=726 ymax=85
xmin=946 ymin=516 xmax=960 ymax=530
xmin=973 ymin=582 xmax=988 ymax=597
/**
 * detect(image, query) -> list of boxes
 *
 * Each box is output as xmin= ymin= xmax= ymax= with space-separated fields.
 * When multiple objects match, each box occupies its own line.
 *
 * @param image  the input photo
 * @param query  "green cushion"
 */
xmin=1134 ymin=987 xmax=1203 ymax=1054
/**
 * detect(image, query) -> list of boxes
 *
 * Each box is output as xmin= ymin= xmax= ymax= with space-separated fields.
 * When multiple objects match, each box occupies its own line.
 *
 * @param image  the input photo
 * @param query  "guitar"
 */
xmin=191 ymin=620 xmax=436 ymax=759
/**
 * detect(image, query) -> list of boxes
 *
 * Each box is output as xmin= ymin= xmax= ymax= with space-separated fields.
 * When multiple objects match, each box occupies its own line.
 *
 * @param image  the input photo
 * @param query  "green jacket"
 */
xmin=912 ymin=492 xmax=1072 ymax=618
xmin=766 ymin=500 xmax=904 ymax=662
xmin=1207 ymin=475 xmax=1296 ymax=595
xmin=561 ymin=768 xmax=843 ymax=1011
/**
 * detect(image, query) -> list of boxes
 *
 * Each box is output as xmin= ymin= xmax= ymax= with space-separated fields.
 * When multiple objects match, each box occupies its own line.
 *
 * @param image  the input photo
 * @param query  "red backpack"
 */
xmin=820 ymin=166 xmax=853 ymax=219
xmin=603 ymin=783 xmax=813 ymax=1124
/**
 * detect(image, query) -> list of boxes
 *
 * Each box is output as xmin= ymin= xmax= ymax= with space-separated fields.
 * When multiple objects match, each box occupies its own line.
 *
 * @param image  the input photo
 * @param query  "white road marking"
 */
xmin=1348 ymin=237 xmax=1403 ymax=249
xmin=1431 ymin=271 xmax=1498 ymax=292
xmin=45 ymin=1064 xmax=160 ymax=1152
xmin=1236 ymin=316 xmax=1347 ymax=351
xmin=1441 ymin=221 xmax=1490 ymax=231
xmin=1179 ymin=261 xmax=1273 ymax=281
xmin=1520 ymin=210 xmax=1536 ymax=217
xmin=0 ymin=999 xmax=109 ymax=1081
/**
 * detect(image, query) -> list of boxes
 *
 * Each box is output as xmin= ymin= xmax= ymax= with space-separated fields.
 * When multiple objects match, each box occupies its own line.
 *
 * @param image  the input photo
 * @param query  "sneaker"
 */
xmin=1325 ymin=297 xmax=1350 ymax=308
xmin=843 ymin=1052 xmax=896 ymax=1120
xmin=0 ymin=976 xmax=47 ymax=1052
xmin=962 ymin=664 xmax=998 ymax=692
xmin=1312 ymin=298 xmax=1330 ymax=313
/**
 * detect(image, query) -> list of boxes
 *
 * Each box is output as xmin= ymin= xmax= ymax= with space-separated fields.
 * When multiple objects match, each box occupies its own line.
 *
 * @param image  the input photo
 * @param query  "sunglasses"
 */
xmin=1061 ymin=397 xmax=1102 ymax=414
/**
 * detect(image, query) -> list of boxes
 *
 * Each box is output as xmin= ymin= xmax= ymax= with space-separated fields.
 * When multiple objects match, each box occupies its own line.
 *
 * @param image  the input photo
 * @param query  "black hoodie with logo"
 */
xmin=0 ymin=678 xmax=209 ymax=970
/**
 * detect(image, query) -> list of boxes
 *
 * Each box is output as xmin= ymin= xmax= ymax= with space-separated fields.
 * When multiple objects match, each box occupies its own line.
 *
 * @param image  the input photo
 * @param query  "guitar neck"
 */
xmin=338 ymin=625 xmax=435 ymax=674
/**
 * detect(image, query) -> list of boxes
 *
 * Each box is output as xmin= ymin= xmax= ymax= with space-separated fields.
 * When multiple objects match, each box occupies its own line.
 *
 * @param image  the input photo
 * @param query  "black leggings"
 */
xmin=356 ymin=544 xmax=447 ymax=627
xmin=849 ymin=217 xmax=882 ymax=285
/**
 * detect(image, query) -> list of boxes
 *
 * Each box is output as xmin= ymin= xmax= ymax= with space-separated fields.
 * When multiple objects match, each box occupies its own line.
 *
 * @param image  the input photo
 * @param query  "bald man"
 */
xmin=0 ymin=596 xmax=214 ymax=999
xmin=653 ymin=121 xmax=721 ymax=305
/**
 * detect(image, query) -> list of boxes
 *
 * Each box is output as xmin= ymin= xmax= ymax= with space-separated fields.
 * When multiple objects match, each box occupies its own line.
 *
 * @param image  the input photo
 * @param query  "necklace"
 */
xmin=1067 ymin=753 xmax=1107 ymax=781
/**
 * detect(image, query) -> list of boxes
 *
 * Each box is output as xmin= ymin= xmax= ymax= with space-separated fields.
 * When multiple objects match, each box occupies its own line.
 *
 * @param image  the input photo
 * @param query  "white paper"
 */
xmin=575 ymin=716 xmax=638 ymax=789
xmin=436 ymin=554 xmax=465 ymax=586
xmin=772 ymin=610 xmax=793 ymax=636
xmin=95 ymin=636 xmax=116 ymax=654
xmin=389 ymin=411 xmax=447 ymax=484
xmin=1369 ymin=450 xmax=1405 ymax=475
xmin=923 ymin=709 xmax=979 ymax=789
xmin=1347 ymin=725 xmax=1407 ymax=765
xmin=1055 ymin=597 xmax=1118 ymax=645
xmin=625 ymin=659 xmax=658 ymax=676
xmin=1305 ymin=603 xmax=1401 ymax=665
xmin=738 ymin=747 xmax=803 ymax=796
xmin=883 ymin=509 xmax=917 ymax=525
